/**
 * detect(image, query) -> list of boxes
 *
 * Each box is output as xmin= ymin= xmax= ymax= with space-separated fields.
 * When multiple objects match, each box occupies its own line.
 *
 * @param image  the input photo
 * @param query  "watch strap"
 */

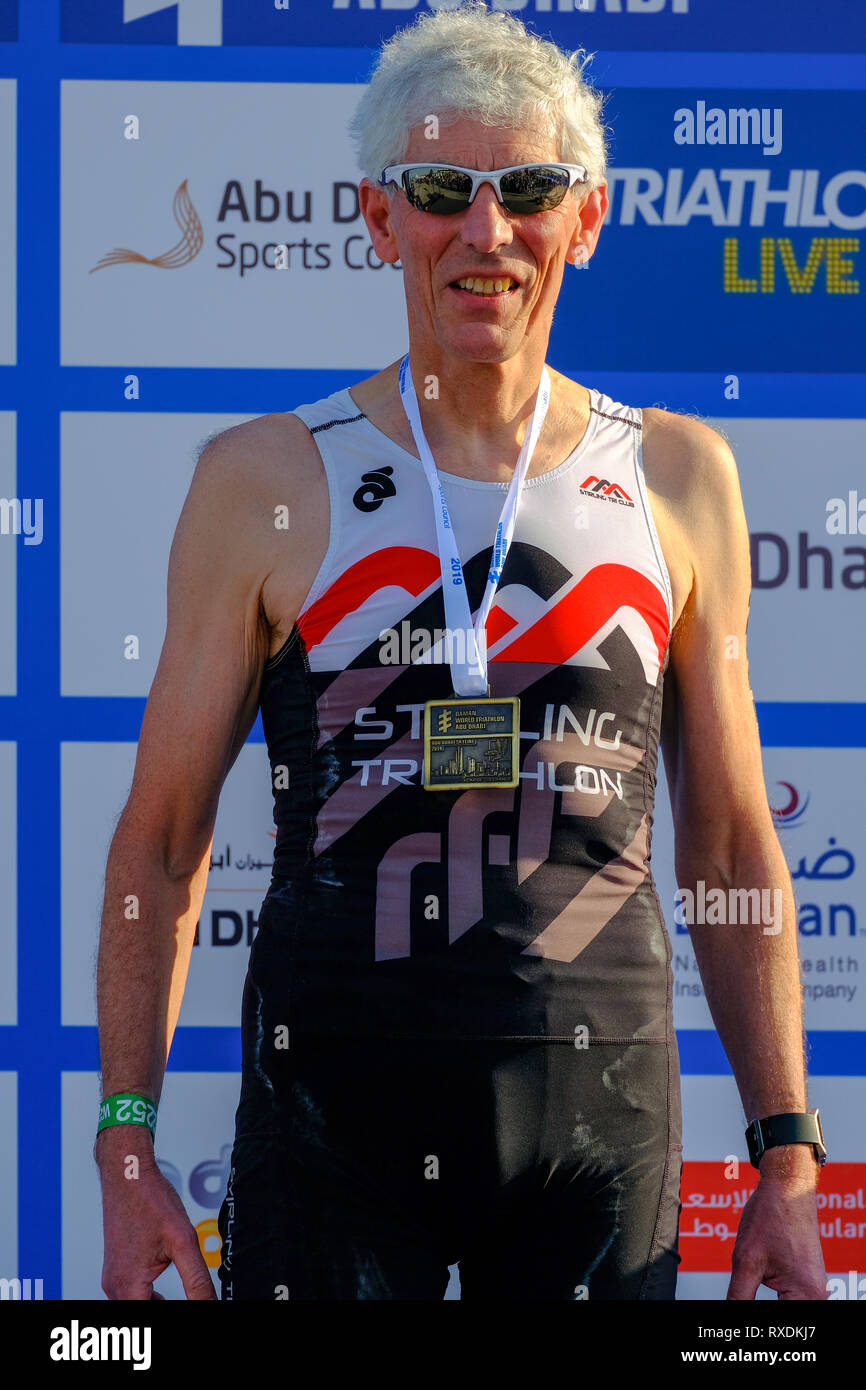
xmin=746 ymin=1110 xmax=826 ymax=1168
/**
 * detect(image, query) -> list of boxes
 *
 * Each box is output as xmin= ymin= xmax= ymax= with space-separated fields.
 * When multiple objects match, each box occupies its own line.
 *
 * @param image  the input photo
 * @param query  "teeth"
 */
xmin=456 ymin=276 xmax=516 ymax=295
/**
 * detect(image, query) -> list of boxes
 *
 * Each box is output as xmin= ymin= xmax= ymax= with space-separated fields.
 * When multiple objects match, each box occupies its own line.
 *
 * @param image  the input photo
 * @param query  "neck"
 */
xmin=402 ymin=342 xmax=551 ymax=480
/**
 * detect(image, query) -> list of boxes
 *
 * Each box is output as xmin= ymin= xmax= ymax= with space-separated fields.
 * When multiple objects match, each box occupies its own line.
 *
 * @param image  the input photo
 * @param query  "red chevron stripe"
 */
xmin=492 ymin=563 xmax=669 ymax=667
xmin=484 ymin=605 xmax=519 ymax=648
xmin=298 ymin=547 xmax=440 ymax=650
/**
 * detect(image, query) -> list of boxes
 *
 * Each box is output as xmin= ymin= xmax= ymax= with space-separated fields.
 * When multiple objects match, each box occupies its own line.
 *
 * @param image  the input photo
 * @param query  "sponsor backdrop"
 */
xmin=0 ymin=0 xmax=863 ymax=1301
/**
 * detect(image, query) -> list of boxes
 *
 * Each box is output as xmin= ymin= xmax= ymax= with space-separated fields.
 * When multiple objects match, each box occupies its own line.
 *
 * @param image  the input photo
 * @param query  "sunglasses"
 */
xmin=378 ymin=162 xmax=589 ymax=215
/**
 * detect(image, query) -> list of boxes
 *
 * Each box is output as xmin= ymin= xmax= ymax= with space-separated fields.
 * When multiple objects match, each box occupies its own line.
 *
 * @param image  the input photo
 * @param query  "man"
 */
xmin=96 ymin=2 xmax=827 ymax=1300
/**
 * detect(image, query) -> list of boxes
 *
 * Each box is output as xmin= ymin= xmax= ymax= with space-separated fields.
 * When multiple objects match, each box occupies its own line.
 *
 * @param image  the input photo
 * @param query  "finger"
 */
xmin=174 ymin=1235 xmax=218 ymax=1301
xmin=149 ymin=1290 xmax=166 ymax=1300
xmin=105 ymin=1278 xmax=159 ymax=1300
xmin=775 ymin=1279 xmax=831 ymax=1301
xmin=103 ymin=1263 xmax=163 ymax=1301
xmin=726 ymin=1265 xmax=761 ymax=1301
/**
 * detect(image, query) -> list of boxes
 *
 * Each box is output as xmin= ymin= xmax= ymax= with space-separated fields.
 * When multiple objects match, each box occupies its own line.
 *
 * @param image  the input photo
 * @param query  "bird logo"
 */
xmin=90 ymin=179 xmax=203 ymax=272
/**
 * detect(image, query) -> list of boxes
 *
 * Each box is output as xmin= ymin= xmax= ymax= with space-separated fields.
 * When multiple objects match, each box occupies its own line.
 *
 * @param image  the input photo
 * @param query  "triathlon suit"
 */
xmin=217 ymin=379 xmax=683 ymax=1301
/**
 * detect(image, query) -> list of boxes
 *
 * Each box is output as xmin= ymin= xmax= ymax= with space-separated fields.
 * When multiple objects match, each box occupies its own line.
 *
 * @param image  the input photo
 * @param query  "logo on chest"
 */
xmin=353 ymin=466 xmax=396 ymax=512
xmin=579 ymin=474 xmax=635 ymax=507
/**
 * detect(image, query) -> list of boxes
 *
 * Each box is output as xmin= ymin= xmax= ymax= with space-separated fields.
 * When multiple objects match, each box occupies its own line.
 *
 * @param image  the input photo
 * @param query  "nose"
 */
xmin=458 ymin=181 xmax=513 ymax=253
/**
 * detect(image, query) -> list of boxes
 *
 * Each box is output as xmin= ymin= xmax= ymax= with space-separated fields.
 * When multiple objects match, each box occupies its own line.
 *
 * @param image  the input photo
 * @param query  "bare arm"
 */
xmin=657 ymin=413 xmax=826 ymax=1299
xmin=94 ymin=414 xmax=319 ymax=1299
xmin=96 ymin=433 xmax=269 ymax=1114
xmin=659 ymin=419 xmax=807 ymax=1126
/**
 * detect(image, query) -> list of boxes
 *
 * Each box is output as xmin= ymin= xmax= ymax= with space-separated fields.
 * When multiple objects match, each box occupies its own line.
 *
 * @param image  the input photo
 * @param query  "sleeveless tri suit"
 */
xmin=217 ymin=378 xmax=684 ymax=1300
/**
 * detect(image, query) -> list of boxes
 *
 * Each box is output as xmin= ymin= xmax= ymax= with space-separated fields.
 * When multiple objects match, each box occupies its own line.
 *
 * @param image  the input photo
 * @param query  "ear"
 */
xmin=359 ymin=178 xmax=402 ymax=265
xmin=565 ymin=182 xmax=609 ymax=266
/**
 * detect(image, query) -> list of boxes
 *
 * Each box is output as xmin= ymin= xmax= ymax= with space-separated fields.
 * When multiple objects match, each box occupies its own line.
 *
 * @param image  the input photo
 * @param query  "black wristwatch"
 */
xmin=745 ymin=1109 xmax=827 ymax=1169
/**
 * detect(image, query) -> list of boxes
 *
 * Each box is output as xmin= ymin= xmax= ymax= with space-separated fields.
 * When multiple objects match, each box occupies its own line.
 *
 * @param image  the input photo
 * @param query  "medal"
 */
xmin=398 ymin=354 xmax=551 ymax=790
xmin=424 ymin=695 xmax=520 ymax=790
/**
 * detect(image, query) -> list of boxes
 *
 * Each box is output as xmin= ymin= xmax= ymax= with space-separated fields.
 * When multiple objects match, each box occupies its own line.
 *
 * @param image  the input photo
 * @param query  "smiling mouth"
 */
xmin=450 ymin=276 xmax=520 ymax=297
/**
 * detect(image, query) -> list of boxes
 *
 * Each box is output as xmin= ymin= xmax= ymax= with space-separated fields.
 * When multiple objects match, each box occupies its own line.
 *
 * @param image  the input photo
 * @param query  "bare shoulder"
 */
xmin=639 ymin=408 xmax=747 ymax=630
xmin=191 ymin=409 xmax=323 ymax=503
xmin=187 ymin=409 xmax=327 ymax=545
xmin=641 ymin=408 xmax=747 ymax=558
xmin=182 ymin=410 xmax=329 ymax=652
xmin=641 ymin=406 xmax=740 ymax=510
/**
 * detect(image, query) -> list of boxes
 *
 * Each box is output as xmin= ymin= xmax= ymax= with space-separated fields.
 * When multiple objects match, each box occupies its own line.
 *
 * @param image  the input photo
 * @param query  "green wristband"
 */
xmin=97 ymin=1092 xmax=157 ymax=1138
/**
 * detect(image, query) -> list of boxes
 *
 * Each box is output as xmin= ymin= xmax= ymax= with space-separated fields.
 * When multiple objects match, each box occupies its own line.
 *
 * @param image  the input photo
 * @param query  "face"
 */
xmin=359 ymin=113 xmax=608 ymax=366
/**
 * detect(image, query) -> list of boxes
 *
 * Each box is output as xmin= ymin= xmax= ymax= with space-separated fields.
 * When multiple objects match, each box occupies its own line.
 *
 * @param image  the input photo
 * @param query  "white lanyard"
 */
xmin=398 ymin=353 xmax=551 ymax=697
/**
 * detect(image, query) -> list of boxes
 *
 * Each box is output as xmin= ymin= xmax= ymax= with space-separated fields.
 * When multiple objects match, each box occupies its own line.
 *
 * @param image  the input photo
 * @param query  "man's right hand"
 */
xmin=97 ymin=1130 xmax=218 ymax=1300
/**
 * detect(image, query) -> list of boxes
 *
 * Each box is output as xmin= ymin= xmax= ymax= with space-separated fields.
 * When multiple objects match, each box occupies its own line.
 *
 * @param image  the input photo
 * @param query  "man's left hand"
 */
xmin=726 ymin=1152 xmax=828 ymax=1300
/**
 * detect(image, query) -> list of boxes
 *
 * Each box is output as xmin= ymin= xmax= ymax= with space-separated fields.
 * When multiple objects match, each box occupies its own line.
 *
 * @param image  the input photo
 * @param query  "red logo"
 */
xmin=579 ymin=474 xmax=634 ymax=505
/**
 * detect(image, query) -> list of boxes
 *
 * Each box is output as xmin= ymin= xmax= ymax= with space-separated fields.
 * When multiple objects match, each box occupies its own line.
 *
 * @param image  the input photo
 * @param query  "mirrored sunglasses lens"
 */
xmin=405 ymin=167 xmax=473 ymax=213
xmin=500 ymin=166 xmax=569 ymax=212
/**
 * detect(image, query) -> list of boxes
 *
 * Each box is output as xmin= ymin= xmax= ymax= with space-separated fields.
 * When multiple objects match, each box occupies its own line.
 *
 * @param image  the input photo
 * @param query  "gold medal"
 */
xmin=423 ymin=696 xmax=520 ymax=790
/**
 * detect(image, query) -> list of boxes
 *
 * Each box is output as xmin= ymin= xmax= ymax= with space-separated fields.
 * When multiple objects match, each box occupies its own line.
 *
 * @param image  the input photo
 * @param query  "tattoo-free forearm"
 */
xmin=678 ymin=838 xmax=806 ymax=1122
xmin=95 ymin=818 xmax=211 ymax=1123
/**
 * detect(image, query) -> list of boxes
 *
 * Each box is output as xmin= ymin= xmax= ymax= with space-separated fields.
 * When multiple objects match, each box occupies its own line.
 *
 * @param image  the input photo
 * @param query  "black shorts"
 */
xmin=217 ymin=972 xmax=683 ymax=1301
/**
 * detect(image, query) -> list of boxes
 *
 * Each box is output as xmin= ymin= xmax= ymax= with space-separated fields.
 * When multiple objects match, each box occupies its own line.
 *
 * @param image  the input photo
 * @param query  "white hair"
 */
xmin=348 ymin=0 xmax=609 ymax=194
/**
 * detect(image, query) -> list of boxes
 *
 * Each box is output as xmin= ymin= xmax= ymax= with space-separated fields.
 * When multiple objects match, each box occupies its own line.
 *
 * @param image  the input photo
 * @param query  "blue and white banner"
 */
xmin=555 ymin=87 xmax=865 ymax=373
xmin=59 ymin=80 xmax=864 ymax=374
xmin=60 ymin=0 xmax=866 ymax=55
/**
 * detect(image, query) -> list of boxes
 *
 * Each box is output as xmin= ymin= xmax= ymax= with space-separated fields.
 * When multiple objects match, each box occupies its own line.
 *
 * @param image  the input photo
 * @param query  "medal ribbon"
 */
xmin=398 ymin=353 xmax=551 ymax=697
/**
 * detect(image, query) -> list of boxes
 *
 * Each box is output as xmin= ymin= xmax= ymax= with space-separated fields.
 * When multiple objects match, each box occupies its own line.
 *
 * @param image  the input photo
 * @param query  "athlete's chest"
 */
xmin=297 ymin=459 xmax=666 ymax=698
xmin=262 ymin=395 xmax=689 ymax=663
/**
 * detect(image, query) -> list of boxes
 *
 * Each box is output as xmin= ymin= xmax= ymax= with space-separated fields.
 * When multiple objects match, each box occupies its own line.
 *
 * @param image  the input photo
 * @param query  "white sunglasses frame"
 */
xmin=377 ymin=162 xmax=590 ymax=212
